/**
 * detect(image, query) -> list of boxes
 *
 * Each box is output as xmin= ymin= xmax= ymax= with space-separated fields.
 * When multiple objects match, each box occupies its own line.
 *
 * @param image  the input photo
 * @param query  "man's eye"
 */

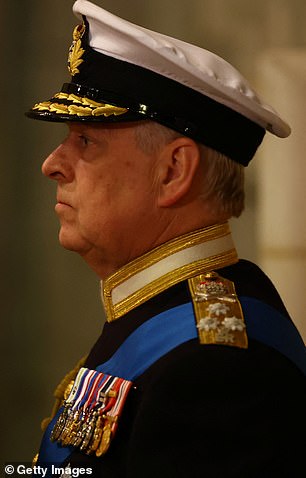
xmin=79 ymin=135 xmax=90 ymax=146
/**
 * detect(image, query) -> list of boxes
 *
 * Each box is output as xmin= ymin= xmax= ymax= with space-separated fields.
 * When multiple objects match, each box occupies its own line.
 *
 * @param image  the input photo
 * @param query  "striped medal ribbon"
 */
xmin=50 ymin=367 xmax=132 ymax=456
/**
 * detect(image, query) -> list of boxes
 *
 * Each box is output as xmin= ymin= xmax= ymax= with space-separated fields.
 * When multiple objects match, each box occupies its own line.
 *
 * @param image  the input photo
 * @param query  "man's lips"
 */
xmin=56 ymin=196 xmax=72 ymax=206
xmin=55 ymin=199 xmax=73 ymax=211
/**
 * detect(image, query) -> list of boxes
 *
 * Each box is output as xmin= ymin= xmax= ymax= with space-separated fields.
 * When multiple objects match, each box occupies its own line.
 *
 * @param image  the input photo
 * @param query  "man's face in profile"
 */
xmin=41 ymin=122 xmax=160 ymax=277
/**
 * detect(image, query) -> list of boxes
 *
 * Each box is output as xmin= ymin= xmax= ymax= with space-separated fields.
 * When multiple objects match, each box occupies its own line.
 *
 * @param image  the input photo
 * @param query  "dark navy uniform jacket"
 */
xmin=59 ymin=259 xmax=305 ymax=478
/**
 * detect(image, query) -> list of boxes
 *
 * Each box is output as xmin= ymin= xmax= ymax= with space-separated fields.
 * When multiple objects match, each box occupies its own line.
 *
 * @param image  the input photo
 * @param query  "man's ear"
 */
xmin=157 ymin=137 xmax=201 ymax=207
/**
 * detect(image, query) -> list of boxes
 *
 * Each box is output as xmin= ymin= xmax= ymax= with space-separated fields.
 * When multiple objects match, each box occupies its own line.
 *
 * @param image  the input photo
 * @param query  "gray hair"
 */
xmin=134 ymin=121 xmax=245 ymax=218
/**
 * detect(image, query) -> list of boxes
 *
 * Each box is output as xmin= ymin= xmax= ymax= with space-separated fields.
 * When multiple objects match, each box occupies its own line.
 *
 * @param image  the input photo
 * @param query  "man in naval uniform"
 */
xmin=26 ymin=0 xmax=306 ymax=477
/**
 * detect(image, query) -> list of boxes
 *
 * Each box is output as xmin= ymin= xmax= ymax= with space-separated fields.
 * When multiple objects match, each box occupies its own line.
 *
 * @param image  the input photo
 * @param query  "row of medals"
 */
xmin=51 ymin=381 xmax=117 ymax=457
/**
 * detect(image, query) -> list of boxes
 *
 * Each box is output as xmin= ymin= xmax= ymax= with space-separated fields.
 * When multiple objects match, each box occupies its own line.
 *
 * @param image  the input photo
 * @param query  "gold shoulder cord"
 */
xmin=32 ymin=355 xmax=87 ymax=466
xmin=188 ymin=271 xmax=248 ymax=348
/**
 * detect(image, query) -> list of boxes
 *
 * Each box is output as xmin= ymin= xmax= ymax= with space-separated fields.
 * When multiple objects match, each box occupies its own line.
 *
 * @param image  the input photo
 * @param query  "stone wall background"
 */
xmin=1 ymin=0 xmax=305 ymax=462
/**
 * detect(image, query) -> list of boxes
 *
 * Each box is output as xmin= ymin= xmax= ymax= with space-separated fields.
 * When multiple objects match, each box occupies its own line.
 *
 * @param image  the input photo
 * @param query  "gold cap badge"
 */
xmin=68 ymin=23 xmax=86 ymax=76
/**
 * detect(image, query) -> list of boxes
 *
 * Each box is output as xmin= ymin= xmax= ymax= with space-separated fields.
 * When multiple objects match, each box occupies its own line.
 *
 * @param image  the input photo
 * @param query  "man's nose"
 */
xmin=41 ymin=143 xmax=73 ymax=182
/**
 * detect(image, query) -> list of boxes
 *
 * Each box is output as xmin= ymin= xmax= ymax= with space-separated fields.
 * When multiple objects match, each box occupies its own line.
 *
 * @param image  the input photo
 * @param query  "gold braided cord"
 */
xmin=40 ymin=355 xmax=87 ymax=432
xmin=107 ymin=249 xmax=238 ymax=321
xmin=105 ymin=223 xmax=231 ymax=293
xmin=32 ymin=91 xmax=128 ymax=118
xmin=102 ymin=223 xmax=238 ymax=322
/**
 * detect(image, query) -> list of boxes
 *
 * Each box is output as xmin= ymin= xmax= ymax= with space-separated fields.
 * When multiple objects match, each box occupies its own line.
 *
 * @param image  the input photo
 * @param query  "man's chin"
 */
xmin=58 ymin=230 xmax=88 ymax=254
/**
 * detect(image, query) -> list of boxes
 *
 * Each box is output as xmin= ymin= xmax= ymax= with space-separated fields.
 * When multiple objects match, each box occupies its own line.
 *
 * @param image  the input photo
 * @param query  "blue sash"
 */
xmin=38 ymin=296 xmax=306 ymax=469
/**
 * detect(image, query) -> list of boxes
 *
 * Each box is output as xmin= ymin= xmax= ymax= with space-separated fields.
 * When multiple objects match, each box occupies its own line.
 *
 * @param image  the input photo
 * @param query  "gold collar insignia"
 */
xmin=101 ymin=223 xmax=238 ymax=322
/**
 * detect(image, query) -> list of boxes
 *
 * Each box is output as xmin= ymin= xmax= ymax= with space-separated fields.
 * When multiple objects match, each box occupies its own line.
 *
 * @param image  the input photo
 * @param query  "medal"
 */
xmin=50 ymin=367 xmax=132 ymax=456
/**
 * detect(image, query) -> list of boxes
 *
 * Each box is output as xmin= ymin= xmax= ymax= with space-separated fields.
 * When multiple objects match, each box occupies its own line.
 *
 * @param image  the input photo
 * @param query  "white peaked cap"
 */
xmin=73 ymin=0 xmax=290 ymax=139
xmin=27 ymin=0 xmax=291 ymax=166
